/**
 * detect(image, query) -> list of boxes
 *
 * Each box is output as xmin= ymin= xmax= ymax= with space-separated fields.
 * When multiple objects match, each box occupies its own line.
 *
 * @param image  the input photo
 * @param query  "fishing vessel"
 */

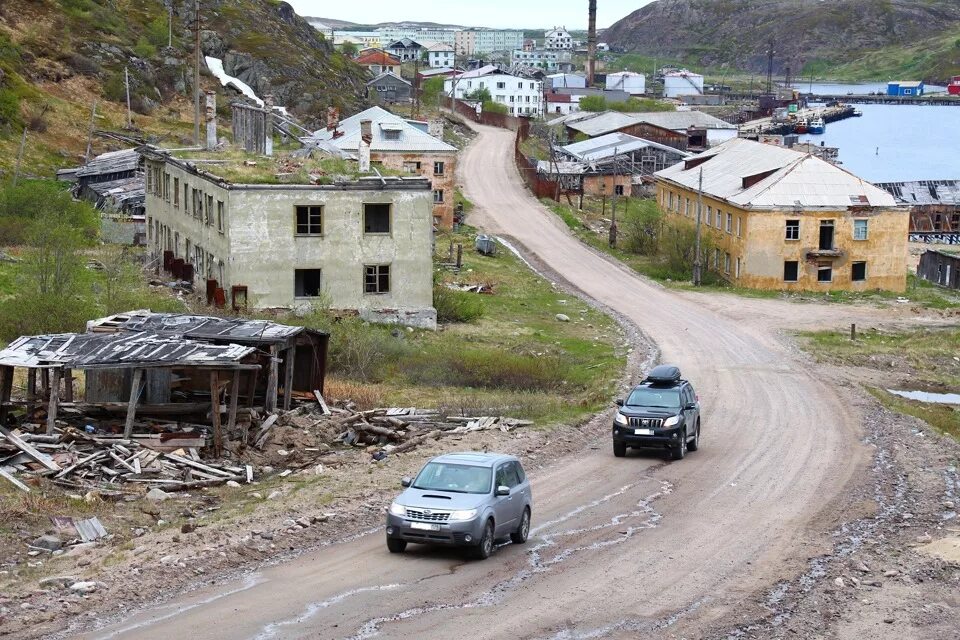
xmin=794 ymin=118 xmax=809 ymax=134
xmin=808 ymin=117 xmax=826 ymax=135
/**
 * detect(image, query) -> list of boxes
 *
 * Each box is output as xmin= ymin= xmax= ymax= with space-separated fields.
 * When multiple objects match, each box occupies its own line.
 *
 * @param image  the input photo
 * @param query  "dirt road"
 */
xmin=74 ymin=124 xmax=908 ymax=640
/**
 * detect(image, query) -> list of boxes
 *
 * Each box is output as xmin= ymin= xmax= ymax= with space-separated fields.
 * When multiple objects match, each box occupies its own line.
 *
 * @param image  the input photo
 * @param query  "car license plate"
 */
xmin=635 ymin=428 xmax=654 ymax=435
xmin=410 ymin=522 xmax=440 ymax=531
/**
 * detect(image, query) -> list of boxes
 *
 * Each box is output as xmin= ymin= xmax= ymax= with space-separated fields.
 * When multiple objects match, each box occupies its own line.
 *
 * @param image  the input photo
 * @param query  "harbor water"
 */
xmin=789 ymin=82 xmax=947 ymax=95
xmin=797 ymin=103 xmax=960 ymax=182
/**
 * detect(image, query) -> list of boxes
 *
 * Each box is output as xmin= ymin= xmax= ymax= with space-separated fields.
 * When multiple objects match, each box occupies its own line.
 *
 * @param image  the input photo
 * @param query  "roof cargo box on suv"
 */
xmin=644 ymin=365 xmax=681 ymax=384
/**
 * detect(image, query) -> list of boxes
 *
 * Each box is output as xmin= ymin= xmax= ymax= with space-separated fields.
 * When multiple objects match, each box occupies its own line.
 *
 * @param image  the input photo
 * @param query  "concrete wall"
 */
xmin=583 ymin=174 xmax=633 ymax=197
xmin=657 ymin=182 xmax=909 ymax=292
xmin=372 ymin=151 xmax=457 ymax=229
xmin=145 ymin=157 xmax=437 ymax=328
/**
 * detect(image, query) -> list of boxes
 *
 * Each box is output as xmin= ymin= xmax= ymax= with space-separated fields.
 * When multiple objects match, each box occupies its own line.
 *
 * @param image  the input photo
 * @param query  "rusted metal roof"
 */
xmin=87 ymin=310 xmax=327 ymax=345
xmin=74 ymin=149 xmax=141 ymax=179
xmin=0 ymin=332 xmax=256 ymax=370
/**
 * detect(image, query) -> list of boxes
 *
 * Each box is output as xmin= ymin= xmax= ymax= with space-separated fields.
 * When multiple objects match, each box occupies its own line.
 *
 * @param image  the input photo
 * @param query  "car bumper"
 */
xmin=613 ymin=424 xmax=683 ymax=448
xmin=385 ymin=513 xmax=485 ymax=546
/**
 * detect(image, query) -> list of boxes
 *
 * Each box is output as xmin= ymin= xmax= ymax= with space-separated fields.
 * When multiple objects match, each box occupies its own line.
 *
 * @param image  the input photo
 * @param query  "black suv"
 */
xmin=612 ymin=365 xmax=701 ymax=460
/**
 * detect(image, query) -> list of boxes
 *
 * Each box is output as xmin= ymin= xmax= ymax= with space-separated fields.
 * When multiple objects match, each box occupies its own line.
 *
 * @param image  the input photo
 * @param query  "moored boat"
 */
xmin=794 ymin=118 xmax=809 ymax=134
xmin=808 ymin=117 xmax=826 ymax=134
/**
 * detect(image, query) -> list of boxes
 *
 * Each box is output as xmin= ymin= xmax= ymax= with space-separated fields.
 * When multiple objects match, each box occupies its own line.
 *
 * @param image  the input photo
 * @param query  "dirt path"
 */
xmin=60 ymin=124 xmax=956 ymax=640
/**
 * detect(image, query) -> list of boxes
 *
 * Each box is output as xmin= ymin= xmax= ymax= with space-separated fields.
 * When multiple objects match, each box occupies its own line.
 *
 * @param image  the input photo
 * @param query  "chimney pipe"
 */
xmin=326 ymin=105 xmax=340 ymax=132
xmin=205 ymin=91 xmax=217 ymax=150
xmin=360 ymin=119 xmax=373 ymax=144
xmin=264 ymin=94 xmax=274 ymax=157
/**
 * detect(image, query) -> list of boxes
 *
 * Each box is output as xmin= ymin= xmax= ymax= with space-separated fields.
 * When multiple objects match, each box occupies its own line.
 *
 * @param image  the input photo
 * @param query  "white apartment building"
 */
xmin=454 ymin=29 xmax=525 ymax=55
xmin=511 ymin=49 xmax=573 ymax=71
xmin=445 ymin=67 xmax=544 ymax=117
xmin=427 ymin=43 xmax=455 ymax=68
xmin=377 ymin=27 xmax=457 ymax=46
xmin=545 ymin=27 xmax=573 ymax=50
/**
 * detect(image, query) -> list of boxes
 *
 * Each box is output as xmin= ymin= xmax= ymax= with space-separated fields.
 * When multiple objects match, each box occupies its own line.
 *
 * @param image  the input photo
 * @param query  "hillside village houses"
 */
xmin=654 ymin=138 xmax=908 ymax=292
xmin=366 ymin=72 xmax=412 ymax=104
xmin=426 ymin=42 xmax=455 ymax=68
xmin=312 ymin=107 xmax=459 ymax=229
xmin=552 ymin=110 xmax=738 ymax=150
xmin=511 ymin=48 xmax=574 ymax=72
xmin=454 ymin=29 xmax=525 ymax=56
xmin=545 ymin=27 xmax=574 ymax=50
xmin=385 ymin=38 xmax=423 ymax=62
xmin=355 ymin=49 xmax=401 ymax=76
xmin=445 ymin=66 xmax=544 ymax=117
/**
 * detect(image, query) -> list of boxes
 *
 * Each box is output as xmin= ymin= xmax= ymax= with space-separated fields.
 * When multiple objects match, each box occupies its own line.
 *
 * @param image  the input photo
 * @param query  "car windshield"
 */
xmin=413 ymin=462 xmax=492 ymax=494
xmin=626 ymin=387 xmax=681 ymax=409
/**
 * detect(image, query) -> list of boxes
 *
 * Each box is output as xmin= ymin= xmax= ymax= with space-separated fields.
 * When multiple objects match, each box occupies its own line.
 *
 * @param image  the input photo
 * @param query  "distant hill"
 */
xmin=0 ymin=0 xmax=369 ymax=176
xmin=604 ymin=0 xmax=960 ymax=82
xmin=304 ymin=17 xmax=469 ymax=31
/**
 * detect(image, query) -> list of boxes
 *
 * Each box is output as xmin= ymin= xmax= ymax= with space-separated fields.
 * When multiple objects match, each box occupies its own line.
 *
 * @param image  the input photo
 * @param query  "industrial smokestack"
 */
xmin=264 ymin=94 xmax=274 ymax=157
xmin=587 ymin=0 xmax=597 ymax=86
xmin=358 ymin=119 xmax=372 ymax=172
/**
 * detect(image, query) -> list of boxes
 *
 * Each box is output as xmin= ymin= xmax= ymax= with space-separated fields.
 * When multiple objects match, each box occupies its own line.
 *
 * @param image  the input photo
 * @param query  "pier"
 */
xmin=740 ymin=104 xmax=858 ymax=136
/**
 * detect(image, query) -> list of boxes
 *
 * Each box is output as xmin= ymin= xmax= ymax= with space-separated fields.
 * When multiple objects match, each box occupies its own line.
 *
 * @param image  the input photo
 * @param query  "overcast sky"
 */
xmin=284 ymin=0 xmax=656 ymax=30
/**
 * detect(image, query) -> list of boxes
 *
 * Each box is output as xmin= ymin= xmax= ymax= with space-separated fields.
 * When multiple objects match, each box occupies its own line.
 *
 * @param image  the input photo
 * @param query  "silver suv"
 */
xmin=385 ymin=452 xmax=533 ymax=560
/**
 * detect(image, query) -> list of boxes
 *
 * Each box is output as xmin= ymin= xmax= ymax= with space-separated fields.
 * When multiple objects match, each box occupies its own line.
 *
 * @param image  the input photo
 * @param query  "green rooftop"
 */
xmin=170 ymin=149 xmax=403 ymax=185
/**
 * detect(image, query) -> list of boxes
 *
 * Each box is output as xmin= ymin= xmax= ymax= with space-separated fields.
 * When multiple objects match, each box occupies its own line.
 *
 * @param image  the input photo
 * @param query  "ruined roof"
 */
xmin=87 ymin=176 xmax=145 ymax=206
xmin=655 ymin=138 xmax=899 ymax=210
xmin=562 ymin=132 xmax=691 ymax=162
xmin=311 ymin=106 xmax=455 ymax=153
xmin=87 ymin=310 xmax=327 ymax=345
xmin=873 ymin=180 xmax=960 ymax=206
xmin=0 ymin=332 xmax=256 ymax=370
xmin=74 ymin=149 xmax=141 ymax=179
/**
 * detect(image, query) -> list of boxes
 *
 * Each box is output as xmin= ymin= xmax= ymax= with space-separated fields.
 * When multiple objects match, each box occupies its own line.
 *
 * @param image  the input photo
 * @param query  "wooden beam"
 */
xmin=45 ymin=368 xmax=61 ymax=435
xmin=226 ymin=370 xmax=240 ymax=435
xmin=282 ymin=347 xmax=296 ymax=411
xmin=0 ymin=428 xmax=60 ymax=471
xmin=210 ymin=371 xmax=222 ymax=457
xmin=313 ymin=390 xmax=331 ymax=416
xmin=40 ymin=368 xmax=49 ymax=400
xmin=0 ymin=468 xmax=29 ymax=492
xmin=62 ymin=368 xmax=74 ymax=403
xmin=0 ymin=366 xmax=13 ymax=425
xmin=245 ymin=369 xmax=259 ymax=410
xmin=26 ymin=369 xmax=36 ymax=407
xmin=264 ymin=345 xmax=278 ymax=414
xmin=123 ymin=368 xmax=144 ymax=438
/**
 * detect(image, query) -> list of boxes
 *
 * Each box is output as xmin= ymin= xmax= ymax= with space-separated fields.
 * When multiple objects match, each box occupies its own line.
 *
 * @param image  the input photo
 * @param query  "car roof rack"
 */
xmin=643 ymin=364 xmax=682 ymax=384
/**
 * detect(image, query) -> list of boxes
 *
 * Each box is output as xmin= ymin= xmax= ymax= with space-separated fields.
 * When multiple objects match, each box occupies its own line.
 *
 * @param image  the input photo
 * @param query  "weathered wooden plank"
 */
xmin=282 ymin=347 xmax=296 ymax=411
xmin=123 ymin=368 xmax=144 ymax=438
xmin=0 ymin=467 xmax=30 ymax=492
xmin=0 ymin=366 xmax=13 ymax=425
xmin=46 ymin=368 xmax=61 ymax=435
xmin=265 ymin=346 xmax=279 ymax=414
xmin=163 ymin=452 xmax=235 ymax=478
xmin=0 ymin=428 xmax=60 ymax=471
xmin=227 ymin=370 xmax=240 ymax=433
xmin=253 ymin=414 xmax=278 ymax=449
xmin=313 ymin=390 xmax=331 ymax=416
xmin=210 ymin=371 xmax=222 ymax=457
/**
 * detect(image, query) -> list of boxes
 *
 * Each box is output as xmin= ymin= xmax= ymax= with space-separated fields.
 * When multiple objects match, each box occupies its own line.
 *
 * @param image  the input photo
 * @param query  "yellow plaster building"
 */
xmin=654 ymin=138 xmax=909 ymax=292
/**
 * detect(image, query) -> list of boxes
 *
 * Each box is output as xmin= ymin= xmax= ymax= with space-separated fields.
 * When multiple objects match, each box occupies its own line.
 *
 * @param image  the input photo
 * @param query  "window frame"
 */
xmin=433 ymin=161 xmax=445 ymax=176
xmin=785 ymin=219 xmax=800 ymax=241
xmin=363 ymin=203 xmax=392 ymax=234
xmin=364 ymin=264 xmax=391 ymax=294
xmin=433 ymin=189 xmax=444 ymax=203
xmin=783 ymin=260 xmax=799 ymax=282
xmin=817 ymin=263 xmax=833 ymax=283
xmin=295 ymin=204 xmax=323 ymax=236
xmin=851 ymin=261 xmax=867 ymax=282
xmin=294 ymin=268 xmax=324 ymax=298
xmin=853 ymin=219 xmax=869 ymax=241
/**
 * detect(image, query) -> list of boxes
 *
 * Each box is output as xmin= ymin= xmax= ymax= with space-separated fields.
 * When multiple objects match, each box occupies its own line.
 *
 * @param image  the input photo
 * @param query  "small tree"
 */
xmin=621 ymin=200 xmax=664 ymax=256
xmin=482 ymin=100 xmax=508 ymax=115
xmin=422 ymin=76 xmax=445 ymax=105
xmin=466 ymin=86 xmax=492 ymax=103
xmin=340 ymin=41 xmax=358 ymax=57
xmin=578 ymin=95 xmax=607 ymax=112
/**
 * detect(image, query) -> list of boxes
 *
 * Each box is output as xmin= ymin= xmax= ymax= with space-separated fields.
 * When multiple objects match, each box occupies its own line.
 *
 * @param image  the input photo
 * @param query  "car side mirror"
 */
xmin=495 ymin=485 xmax=510 ymax=497
xmin=615 ymin=399 xmax=624 ymax=407
xmin=685 ymin=403 xmax=696 ymax=410
xmin=401 ymin=476 xmax=412 ymax=488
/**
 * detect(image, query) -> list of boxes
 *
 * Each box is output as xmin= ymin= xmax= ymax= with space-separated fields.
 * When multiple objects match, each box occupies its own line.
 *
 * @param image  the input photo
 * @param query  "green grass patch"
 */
xmin=800 ymin=326 xmax=960 ymax=441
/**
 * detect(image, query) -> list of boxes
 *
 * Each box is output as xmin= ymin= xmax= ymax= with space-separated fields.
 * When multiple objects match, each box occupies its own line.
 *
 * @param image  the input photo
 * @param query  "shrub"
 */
xmin=621 ymin=200 xmax=664 ymax=255
xmin=482 ymin=100 xmax=508 ymax=115
xmin=578 ymin=95 xmax=607 ymax=112
xmin=132 ymin=36 xmax=157 ymax=59
xmin=465 ymin=87 xmax=491 ymax=103
xmin=433 ymin=284 xmax=485 ymax=323
xmin=402 ymin=347 xmax=571 ymax=392
xmin=65 ymin=52 xmax=100 ymax=76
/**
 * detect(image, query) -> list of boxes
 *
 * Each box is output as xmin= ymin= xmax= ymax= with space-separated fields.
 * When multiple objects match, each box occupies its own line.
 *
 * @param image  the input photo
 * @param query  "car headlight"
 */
xmin=389 ymin=502 xmax=406 ymax=517
xmin=663 ymin=415 xmax=681 ymax=427
xmin=614 ymin=412 xmax=628 ymax=426
xmin=447 ymin=509 xmax=478 ymax=522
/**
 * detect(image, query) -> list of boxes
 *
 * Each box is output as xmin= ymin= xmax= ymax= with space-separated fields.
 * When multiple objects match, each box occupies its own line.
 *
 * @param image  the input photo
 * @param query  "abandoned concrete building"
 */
xmin=655 ymin=138 xmax=909 ymax=292
xmin=141 ymin=146 xmax=437 ymax=329
xmin=312 ymin=106 xmax=458 ymax=229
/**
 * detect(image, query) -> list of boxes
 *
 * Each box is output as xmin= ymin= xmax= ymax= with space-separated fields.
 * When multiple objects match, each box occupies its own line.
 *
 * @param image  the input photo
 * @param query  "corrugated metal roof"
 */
xmin=451 ymin=65 xmax=501 ymax=80
xmin=356 ymin=50 xmax=401 ymax=66
xmin=87 ymin=176 xmax=145 ymax=204
xmin=561 ymin=132 xmax=691 ymax=162
xmin=536 ymin=160 xmax=587 ymax=175
xmin=366 ymin=71 xmax=411 ymax=87
xmin=566 ymin=112 xmax=643 ymax=136
xmin=0 ymin=332 xmax=255 ymax=369
xmin=632 ymin=110 xmax=736 ymax=131
xmin=655 ymin=138 xmax=899 ymax=209
xmin=874 ymin=180 xmax=960 ymax=206
xmin=86 ymin=310 xmax=322 ymax=344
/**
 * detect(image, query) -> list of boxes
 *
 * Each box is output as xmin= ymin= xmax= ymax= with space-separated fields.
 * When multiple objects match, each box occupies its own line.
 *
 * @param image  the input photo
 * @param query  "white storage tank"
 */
xmin=546 ymin=73 xmax=587 ymax=89
xmin=663 ymin=70 xmax=704 ymax=98
xmin=605 ymin=71 xmax=646 ymax=96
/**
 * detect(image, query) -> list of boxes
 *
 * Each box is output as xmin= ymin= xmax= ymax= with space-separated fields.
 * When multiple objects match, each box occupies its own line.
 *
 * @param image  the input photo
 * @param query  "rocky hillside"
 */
xmin=605 ymin=0 xmax=960 ymax=81
xmin=0 ymin=0 xmax=369 ymax=176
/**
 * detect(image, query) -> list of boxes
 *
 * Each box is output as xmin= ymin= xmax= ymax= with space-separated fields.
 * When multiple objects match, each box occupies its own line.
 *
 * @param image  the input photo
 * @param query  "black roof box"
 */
xmin=645 ymin=364 xmax=681 ymax=384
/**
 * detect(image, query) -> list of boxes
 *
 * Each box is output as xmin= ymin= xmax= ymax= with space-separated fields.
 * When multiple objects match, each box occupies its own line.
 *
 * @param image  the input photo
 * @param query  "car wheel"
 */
xmin=511 ymin=508 xmax=531 ymax=544
xmin=470 ymin=519 xmax=495 ymax=560
xmin=613 ymin=440 xmax=627 ymax=457
xmin=386 ymin=537 xmax=407 ymax=553
xmin=672 ymin=429 xmax=687 ymax=460
xmin=688 ymin=421 xmax=700 ymax=452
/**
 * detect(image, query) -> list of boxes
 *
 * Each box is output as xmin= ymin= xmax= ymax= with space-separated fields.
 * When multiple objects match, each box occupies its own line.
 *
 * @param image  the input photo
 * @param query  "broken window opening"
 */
xmin=783 ymin=261 xmax=799 ymax=282
xmin=294 ymin=269 xmax=323 ymax=297
xmin=851 ymin=261 xmax=867 ymax=282
xmin=817 ymin=262 xmax=833 ymax=283
xmin=364 ymin=203 xmax=391 ymax=234
xmin=819 ymin=220 xmax=835 ymax=250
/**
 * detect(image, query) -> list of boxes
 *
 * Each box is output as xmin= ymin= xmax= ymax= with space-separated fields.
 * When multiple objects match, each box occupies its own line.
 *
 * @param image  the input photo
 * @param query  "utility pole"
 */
xmin=194 ymin=0 xmax=201 ymax=146
xmin=124 ymin=66 xmax=132 ymax=128
xmin=586 ymin=0 xmax=597 ymax=86
xmin=84 ymin=99 xmax=97 ymax=162
xmin=609 ymin=146 xmax=619 ymax=247
xmin=693 ymin=167 xmax=704 ymax=286
xmin=413 ymin=54 xmax=420 ymax=119
xmin=12 ymin=127 xmax=27 ymax=187
xmin=167 ymin=3 xmax=173 ymax=48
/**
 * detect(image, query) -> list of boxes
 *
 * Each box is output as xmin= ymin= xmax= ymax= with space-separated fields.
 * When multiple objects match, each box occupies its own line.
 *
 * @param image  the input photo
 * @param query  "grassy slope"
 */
xmin=800 ymin=328 xmax=960 ymax=441
xmin=811 ymin=27 xmax=960 ymax=82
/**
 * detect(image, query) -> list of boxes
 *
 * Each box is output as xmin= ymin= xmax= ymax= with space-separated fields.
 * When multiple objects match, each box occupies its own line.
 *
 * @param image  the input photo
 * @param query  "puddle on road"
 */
xmin=887 ymin=389 xmax=960 ymax=405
